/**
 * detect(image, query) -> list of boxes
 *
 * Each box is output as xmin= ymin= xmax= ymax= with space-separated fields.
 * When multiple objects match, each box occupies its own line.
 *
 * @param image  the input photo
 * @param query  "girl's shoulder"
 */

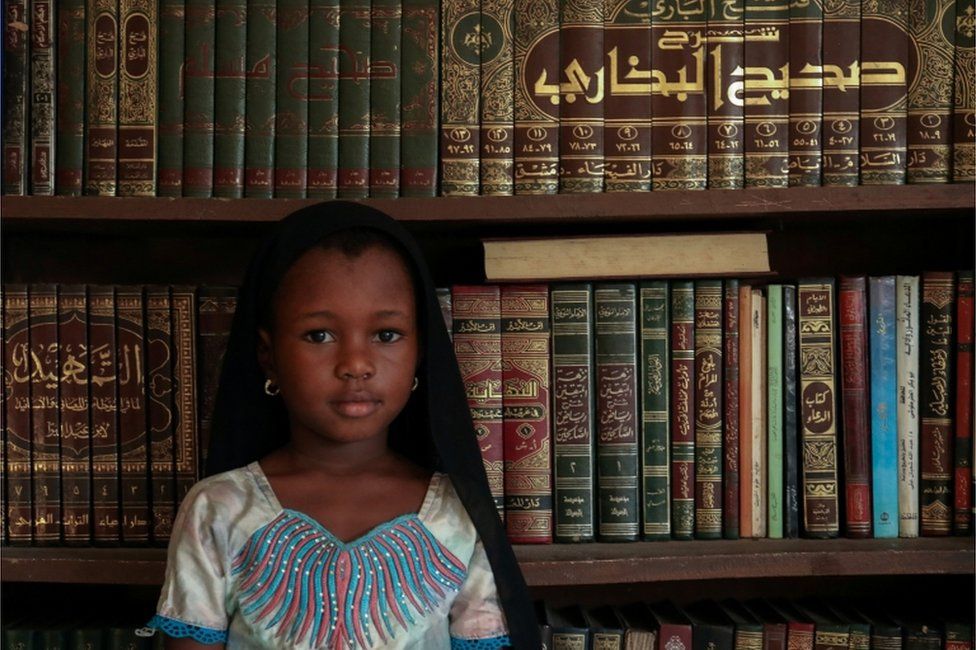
xmin=176 ymin=462 xmax=278 ymax=530
xmin=421 ymin=471 xmax=481 ymax=555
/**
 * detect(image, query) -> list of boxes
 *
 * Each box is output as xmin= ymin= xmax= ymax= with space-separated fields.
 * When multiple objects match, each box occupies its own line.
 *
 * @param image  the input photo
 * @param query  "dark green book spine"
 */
xmin=307 ymin=0 xmax=340 ymax=198
xmin=30 ymin=0 xmax=56 ymax=196
xmin=183 ymin=0 xmax=215 ymax=196
xmin=213 ymin=0 xmax=247 ymax=197
xmin=274 ymin=0 xmax=309 ymax=197
xmin=595 ymin=283 xmax=640 ymax=542
xmin=2 ymin=0 xmax=29 ymax=195
xmin=117 ymin=0 xmax=158 ymax=196
xmin=439 ymin=0 xmax=480 ymax=195
xmin=640 ymin=280 xmax=671 ymax=540
xmin=551 ymin=283 xmax=596 ymax=543
xmin=694 ymin=279 xmax=723 ymax=539
xmin=369 ymin=0 xmax=402 ymax=197
xmin=783 ymin=284 xmax=801 ymax=538
xmin=400 ymin=0 xmax=439 ymax=195
xmin=671 ymin=280 xmax=696 ymax=539
xmin=244 ymin=0 xmax=275 ymax=197
xmin=55 ymin=0 xmax=85 ymax=195
xmin=85 ymin=0 xmax=118 ymax=196
xmin=158 ymin=0 xmax=185 ymax=196
xmin=338 ymin=0 xmax=371 ymax=197
xmin=479 ymin=0 xmax=515 ymax=195
xmin=3 ymin=627 xmax=34 ymax=650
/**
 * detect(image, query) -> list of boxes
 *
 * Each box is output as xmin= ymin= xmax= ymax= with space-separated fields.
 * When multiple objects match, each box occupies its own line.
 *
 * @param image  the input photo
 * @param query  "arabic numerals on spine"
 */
xmin=59 ymin=285 xmax=91 ymax=545
xmin=640 ymin=281 xmax=671 ymax=539
xmin=89 ymin=286 xmax=121 ymax=545
xmin=821 ymin=0 xmax=859 ymax=185
xmin=29 ymin=0 xmax=55 ymax=195
xmin=400 ymin=0 xmax=439 ymax=195
xmin=788 ymin=0 xmax=823 ymax=186
xmin=118 ymin=0 xmax=158 ymax=196
xmin=694 ymin=280 xmax=723 ymax=539
xmin=2 ymin=0 xmax=29 ymax=195
xmin=183 ymin=0 xmax=216 ymax=196
xmin=116 ymin=287 xmax=150 ymax=544
xmin=4 ymin=286 xmax=31 ymax=544
xmin=440 ymin=0 xmax=481 ymax=194
xmin=307 ymin=0 xmax=340 ymax=197
xmin=369 ymin=0 xmax=402 ymax=197
xmin=706 ymin=0 xmax=745 ymax=188
xmin=274 ymin=0 xmax=308 ymax=197
xmin=55 ymin=0 xmax=86 ymax=195
xmin=244 ymin=0 xmax=275 ymax=197
xmin=907 ymin=0 xmax=954 ymax=183
xmin=479 ymin=0 xmax=515 ymax=194
xmin=337 ymin=0 xmax=371 ymax=197
xmin=29 ymin=284 xmax=60 ymax=544
xmin=743 ymin=0 xmax=789 ymax=187
xmin=158 ymin=0 xmax=185 ymax=196
xmin=213 ymin=0 xmax=247 ymax=197
xmin=953 ymin=0 xmax=976 ymax=181
xmin=669 ymin=280 xmax=695 ymax=539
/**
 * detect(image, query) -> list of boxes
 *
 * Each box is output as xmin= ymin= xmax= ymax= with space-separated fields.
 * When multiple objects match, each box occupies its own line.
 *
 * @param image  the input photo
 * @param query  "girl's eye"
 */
xmin=304 ymin=330 xmax=334 ymax=343
xmin=376 ymin=330 xmax=403 ymax=344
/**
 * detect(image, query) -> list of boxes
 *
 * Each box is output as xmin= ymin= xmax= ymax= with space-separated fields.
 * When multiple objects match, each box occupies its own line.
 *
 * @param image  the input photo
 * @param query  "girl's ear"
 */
xmin=257 ymin=328 xmax=276 ymax=380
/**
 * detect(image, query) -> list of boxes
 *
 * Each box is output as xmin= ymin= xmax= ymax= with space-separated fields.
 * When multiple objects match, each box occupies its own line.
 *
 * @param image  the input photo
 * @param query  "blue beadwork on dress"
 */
xmin=450 ymin=635 xmax=512 ymax=649
xmin=146 ymin=614 xmax=228 ymax=645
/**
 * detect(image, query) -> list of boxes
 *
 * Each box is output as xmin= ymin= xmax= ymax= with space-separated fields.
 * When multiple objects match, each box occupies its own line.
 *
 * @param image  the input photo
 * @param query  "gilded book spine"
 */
xmin=440 ymin=0 xmax=480 ymax=195
xmin=954 ymin=271 xmax=973 ymax=534
xmin=158 ymin=0 xmax=185 ymax=197
xmin=337 ymin=0 xmax=371 ymax=197
xmin=116 ymin=286 xmax=149 ymax=544
xmin=146 ymin=288 xmax=175 ymax=544
xmin=183 ymin=0 xmax=216 ymax=197
xmin=2 ymin=0 xmax=29 ymax=195
xmin=213 ymin=0 xmax=247 ymax=197
xmin=707 ymin=0 xmax=745 ymax=188
xmin=797 ymin=279 xmax=840 ymax=537
xmin=671 ymin=281 xmax=695 ymax=539
xmin=307 ymin=0 xmax=339 ymax=198
xmin=244 ymin=0 xmax=275 ymax=197
xmin=559 ymin=0 xmax=604 ymax=193
xmin=743 ymin=0 xmax=789 ymax=188
xmin=821 ymin=0 xmax=859 ymax=185
xmin=694 ymin=280 xmax=723 ymax=539
xmin=860 ymin=0 xmax=909 ymax=184
xmin=953 ymin=0 xmax=975 ymax=181
xmin=640 ymin=280 xmax=671 ymax=539
xmin=907 ymin=0 xmax=954 ymax=182
xmin=59 ymin=285 xmax=91 ymax=545
xmin=89 ymin=286 xmax=120 ymax=544
xmin=513 ymin=0 xmax=558 ymax=194
xmin=275 ymin=0 xmax=309 ymax=198
xmin=369 ymin=0 xmax=402 ymax=197
xmin=723 ymin=279 xmax=740 ymax=538
xmin=4 ymin=286 xmax=31 ymax=545
xmin=651 ymin=0 xmax=707 ymax=190
xmin=400 ymin=0 xmax=438 ymax=195
xmin=171 ymin=287 xmax=199 ymax=505
xmin=788 ymin=0 xmax=822 ymax=186
xmin=29 ymin=284 xmax=60 ymax=544
xmin=480 ymin=0 xmax=515 ymax=195
xmin=118 ymin=0 xmax=158 ymax=196
xmin=29 ymin=0 xmax=55 ymax=196
xmin=55 ymin=0 xmax=86 ymax=195
xmin=86 ymin=0 xmax=118 ymax=195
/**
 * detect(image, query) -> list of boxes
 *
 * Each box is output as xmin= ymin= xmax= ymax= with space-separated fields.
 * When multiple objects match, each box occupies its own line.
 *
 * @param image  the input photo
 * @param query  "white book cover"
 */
xmin=896 ymin=275 xmax=920 ymax=538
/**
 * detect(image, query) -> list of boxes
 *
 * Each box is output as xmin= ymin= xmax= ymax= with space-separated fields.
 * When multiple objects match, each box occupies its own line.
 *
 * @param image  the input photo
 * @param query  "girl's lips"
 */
xmin=331 ymin=398 xmax=381 ymax=418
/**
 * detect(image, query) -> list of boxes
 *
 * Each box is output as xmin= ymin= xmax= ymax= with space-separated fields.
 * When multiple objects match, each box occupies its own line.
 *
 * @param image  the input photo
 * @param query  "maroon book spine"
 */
xmin=196 ymin=287 xmax=237 ymax=473
xmin=558 ymin=0 xmax=603 ymax=193
xmin=59 ymin=285 xmax=91 ymax=545
xmin=89 ymin=286 xmax=120 ymax=544
xmin=953 ymin=271 xmax=973 ymax=534
xmin=838 ymin=277 xmax=873 ymax=538
xmin=146 ymin=287 xmax=175 ymax=545
xmin=29 ymin=284 xmax=60 ymax=544
xmin=2 ymin=0 xmax=29 ymax=195
xmin=4 ymin=285 xmax=32 ymax=545
xmin=724 ymin=279 xmax=741 ymax=539
xmin=117 ymin=286 xmax=150 ymax=544
xmin=171 ymin=286 xmax=200 ymax=506
xmin=706 ymin=0 xmax=745 ymax=189
xmin=821 ymin=0 xmax=859 ymax=185
xmin=788 ymin=0 xmax=823 ymax=187
xmin=671 ymin=281 xmax=696 ymax=539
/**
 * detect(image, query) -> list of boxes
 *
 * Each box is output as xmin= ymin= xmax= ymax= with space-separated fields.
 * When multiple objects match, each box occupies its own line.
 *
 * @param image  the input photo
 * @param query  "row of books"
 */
xmin=2 ymin=0 xmax=974 ymax=199
xmin=2 ymin=623 xmax=162 ymax=650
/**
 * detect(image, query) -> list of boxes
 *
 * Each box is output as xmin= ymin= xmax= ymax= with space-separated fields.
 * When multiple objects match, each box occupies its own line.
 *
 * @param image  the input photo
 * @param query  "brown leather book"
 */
xmin=171 ymin=287 xmax=200 ymax=507
xmin=707 ymin=0 xmax=745 ymax=188
xmin=116 ymin=286 xmax=150 ymax=544
xmin=59 ymin=285 xmax=91 ymax=545
xmin=744 ymin=0 xmax=790 ymax=188
xmin=821 ymin=0 xmax=860 ymax=185
xmin=694 ymin=280 xmax=723 ymax=539
xmin=196 ymin=286 xmax=237 ymax=474
xmin=559 ymin=0 xmax=604 ymax=193
xmin=4 ymin=285 xmax=32 ymax=545
xmin=89 ymin=286 xmax=121 ymax=544
xmin=29 ymin=284 xmax=60 ymax=545
xmin=788 ymin=0 xmax=823 ymax=186
xmin=480 ymin=0 xmax=515 ymax=195
xmin=738 ymin=283 xmax=754 ymax=538
xmin=146 ymin=287 xmax=175 ymax=545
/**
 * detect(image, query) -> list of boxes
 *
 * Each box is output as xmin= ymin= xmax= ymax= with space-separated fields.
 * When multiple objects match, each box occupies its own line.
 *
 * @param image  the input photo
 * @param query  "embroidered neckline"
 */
xmin=283 ymin=509 xmax=421 ymax=550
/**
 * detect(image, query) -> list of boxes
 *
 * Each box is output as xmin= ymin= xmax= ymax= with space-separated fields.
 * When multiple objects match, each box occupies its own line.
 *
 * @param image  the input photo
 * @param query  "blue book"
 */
xmin=870 ymin=276 xmax=899 ymax=538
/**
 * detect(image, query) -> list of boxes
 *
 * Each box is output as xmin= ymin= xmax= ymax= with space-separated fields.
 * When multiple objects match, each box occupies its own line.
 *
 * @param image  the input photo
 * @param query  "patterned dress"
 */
xmin=146 ymin=463 xmax=512 ymax=649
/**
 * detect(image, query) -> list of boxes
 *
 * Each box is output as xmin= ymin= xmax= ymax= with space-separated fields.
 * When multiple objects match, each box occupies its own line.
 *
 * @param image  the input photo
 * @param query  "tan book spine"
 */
xmin=440 ymin=0 xmax=481 ymax=194
xmin=480 ymin=0 xmax=515 ymax=195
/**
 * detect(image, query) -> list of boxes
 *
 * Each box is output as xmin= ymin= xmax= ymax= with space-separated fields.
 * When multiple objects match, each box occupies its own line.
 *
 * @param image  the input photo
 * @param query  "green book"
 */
xmin=158 ymin=0 xmax=186 ymax=196
xmin=308 ymin=0 xmax=340 ymax=198
xmin=213 ymin=0 xmax=247 ymax=197
xmin=3 ymin=624 xmax=34 ymax=650
xmin=244 ymin=0 xmax=276 ymax=197
xmin=275 ymin=0 xmax=309 ymax=197
xmin=30 ymin=0 xmax=56 ymax=196
xmin=55 ymin=0 xmax=86 ymax=196
xmin=184 ymin=0 xmax=216 ymax=196
xmin=640 ymin=280 xmax=671 ymax=540
xmin=369 ymin=0 xmax=402 ymax=197
xmin=338 ymin=0 xmax=371 ymax=197
xmin=767 ymin=284 xmax=784 ymax=539
xmin=671 ymin=280 xmax=696 ymax=539
xmin=2 ymin=0 xmax=29 ymax=195
xmin=399 ymin=0 xmax=439 ymax=196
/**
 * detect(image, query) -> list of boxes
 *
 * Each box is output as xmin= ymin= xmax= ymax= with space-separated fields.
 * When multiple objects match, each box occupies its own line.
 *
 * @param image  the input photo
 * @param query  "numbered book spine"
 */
xmin=907 ymin=0 xmax=954 ymax=182
xmin=146 ymin=287 xmax=175 ymax=545
xmin=86 ymin=0 xmax=118 ymax=195
xmin=212 ymin=0 xmax=247 ymax=198
xmin=274 ymin=0 xmax=309 ymax=197
xmin=29 ymin=0 xmax=55 ymax=196
xmin=706 ymin=0 xmax=744 ymax=188
xmin=594 ymin=283 xmax=640 ymax=542
xmin=369 ymin=0 xmax=402 ymax=197
xmin=559 ymin=0 xmax=604 ymax=193
xmin=954 ymin=271 xmax=973 ymax=534
xmin=783 ymin=285 xmax=800 ymax=538
xmin=551 ymin=283 xmax=596 ymax=543
xmin=671 ymin=280 xmax=696 ymax=539
xmin=158 ymin=0 xmax=185 ymax=196
xmin=787 ymin=0 xmax=822 ymax=187
xmin=767 ymin=284 xmax=784 ymax=539
xmin=118 ymin=0 xmax=158 ymax=196
xmin=307 ymin=0 xmax=340 ymax=198
xmin=89 ymin=286 xmax=121 ymax=545
xmin=821 ymin=0 xmax=859 ymax=185
xmin=860 ymin=0 xmax=909 ymax=184
xmin=29 ymin=284 xmax=60 ymax=544
xmin=184 ymin=0 xmax=216 ymax=196
xmin=641 ymin=280 xmax=671 ymax=540
xmin=196 ymin=287 xmax=237 ymax=473
xmin=337 ymin=0 xmax=371 ymax=197
xmin=501 ymin=285 xmax=552 ymax=543
xmin=513 ymin=0 xmax=558 ymax=194
xmin=870 ymin=276 xmax=899 ymax=538
xmin=954 ymin=0 xmax=976 ymax=181
xmin=743 ymin=0 xmax=789 ymax=188
xmin=693 ymin=280 xmax=723 ymax=539
xmin=4 ymin=285 xmax=32 ymax=545
xmin=2 ymin=0 xmax=29 ymax=195
xmin=480 ymin=0 xmax=515 ymax=195
xmin=797 ymin=278 xmax=840 ymax=537
xmin=896 ymin=275 xmax=921 ymax=537
xmin=116 ymin=286 xmax=149 ymax=544
xmin=723 ymin=279 xmax=740 ymax=538
xmin=59 ymin=285 xmax=90 ymax=545
xmin=440 ymin=0 xmax=480 ymax=195
xmin=171 ymin=287 xmax=200 ymax=506
xmin=244 ymin=0 xmax=275 ymax=197
xmin=55 ymin=0 xmax=86 ymax=195
xmin=400 ymin=0 xmax=438 ymax=195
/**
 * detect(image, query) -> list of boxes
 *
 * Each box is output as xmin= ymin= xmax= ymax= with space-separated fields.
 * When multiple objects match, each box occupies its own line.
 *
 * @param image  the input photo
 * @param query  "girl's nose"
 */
xmin=335 ymin=342 xmax=375 ymax=380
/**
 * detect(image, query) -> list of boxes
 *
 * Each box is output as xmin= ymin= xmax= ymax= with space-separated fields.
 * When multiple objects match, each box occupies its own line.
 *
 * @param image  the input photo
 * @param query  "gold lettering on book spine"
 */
xmin=441 ymin=0 xmax=481 ymax=194
xmin=119 ymin=0 xmax=158 ymax=195
xmin=172 ymin=291 xmax=199 ymax=501
xmin=481 ymin=0 xmax=516 ymax=194
xmin=907 ymin=0 xmax=954 ymax=181
xmin=87 ymin=0 xmax=118 ymax=195
xmin=954 ymin=0 xmax=976 ymax=180
xmin=514 ymin=0 xmax=559 ymax=193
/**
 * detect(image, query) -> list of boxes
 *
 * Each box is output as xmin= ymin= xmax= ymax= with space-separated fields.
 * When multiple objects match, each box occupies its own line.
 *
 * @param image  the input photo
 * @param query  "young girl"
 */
xmin=145 ymin=202 xmax=539 ymax=649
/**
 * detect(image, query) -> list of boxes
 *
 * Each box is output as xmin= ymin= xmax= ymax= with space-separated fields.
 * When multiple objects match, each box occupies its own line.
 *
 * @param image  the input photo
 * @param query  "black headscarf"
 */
xmin=207 ymin=201 xmax=539 ymax=649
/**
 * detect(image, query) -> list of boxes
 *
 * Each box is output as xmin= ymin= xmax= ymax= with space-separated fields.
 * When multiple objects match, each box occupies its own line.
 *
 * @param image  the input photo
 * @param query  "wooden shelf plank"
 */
xmin=2 ymin=185 xmax=973 ymax=224
xmin=2 ymin=538 xmax=971 ymax=586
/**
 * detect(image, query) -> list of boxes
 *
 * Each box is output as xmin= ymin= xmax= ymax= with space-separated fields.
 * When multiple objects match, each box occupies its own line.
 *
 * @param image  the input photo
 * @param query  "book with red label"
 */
xmin=158 ymin=0 xmax=185 ymax=196
xmin=29 ymin=0 xmax=55 ymax=195
xmin=184 ymin=0 xmax=216 ymax=197
xmin=479 ymin=0 xmax=515 ymax=195
xmin=86 ymin=0 xmax=118 ymax=195
xmin=118 ymin=0 xmax=158 ymax=196
xmin=724 ymin=279 xmax=740 ymax=539
xmin=337 ymin=0 xmax=370 ymax=198
xmin=369 ymin=0 xmax=402 ymax=197
xmin=116 ymin=286 xmax=150 ymax=544
xmin=706 ymin=0 xmax=744 ymax=188
xmin=2 ymin=0 xmax=29 ymax=195
xmin=559 ymin=0 xmax=603 ymax=193
xmin=55 ymin=0 xmax=86 ymax=195
xmin=4 ymin=285 xmax=32 ymax=545
xmin=307 ymin=0 xmax=340 ymax=198
xmin=29 ymin=284 xmax=60 ymax=544
xmin=196 ymin=286 xmax=237 ymax=474
xmin=694 ymin=280 xmax=723 ymax=539
xmin=400 ymin=0 xmax=439 ymax=196
xmin=671 ymin=280 xmax=696 ymax=539
xmin=58 ymin=285 xmax=91 ymax=545
xmin=275 ymin=0 xmax=309 ymax=198
xmin=821 ymin=0 xmax=859 ymax=186
xmin=171 ymin=286 xmax=200 ymax=505
xmin=146 ymin=287 xmax=175 ymax=545
xmin=838 ymin=277 xmax=872 ymax=538
xmin=213 ymin=0 xmax=247 ymax=198
xmin=954 ymin=271 xmax=973 ymax=535
xmin=513 ymin=0 xmax=558 ymax=194
xmin=907 ymin=0 xmax=954 ymax=182
xmin=89 ymin=286 xmax=121 ymax=544
xmin=501 ymin=285 xmax=552 ymax=543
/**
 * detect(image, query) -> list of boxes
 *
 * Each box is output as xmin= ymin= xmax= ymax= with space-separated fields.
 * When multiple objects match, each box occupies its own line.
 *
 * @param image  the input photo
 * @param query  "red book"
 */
xmin=29 ymin=284 xmax=60 ymax=545
xmin=89 ymin=286 xmax=121 ymax=544
xmin=838 ymin=277 xmax=872 ymax=537
xmin=4 ymin=285 xmax=32 ymax=545
xmin=954 ymin=271 xmax=974 ymax=534
xmin=59 ymin=285 xmax=91 ymax=545
xmin=117 ymin=286 xmax=150 ymax=544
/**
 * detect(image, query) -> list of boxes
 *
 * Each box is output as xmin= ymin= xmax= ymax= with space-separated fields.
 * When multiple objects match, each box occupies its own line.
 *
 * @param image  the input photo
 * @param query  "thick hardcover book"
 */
xmin=744 ymin=600 xmax=789 ymax=650
xmin=749 ymin=288 xmax=767 ymax=537
xmin=795 ymin=601 xmax=851 ymax=650
xmin=907 ymin=0 xmax=954 ymax=183
xmin=767 ymin=285 xmax=784 ymax=539
xmin=603 ymin=0 xmax=652 ymax=192
xmin=116 ymin=286 xmax=149 ymax=544
xmin=821 ymin=0 xmax=859 ymax=185
xmin=860 ymin=0 xmax=909 ymax=185
xmin=55 ymin=0 xmax=86 ymax=195
xmin=307 ymin=0 xmax=340 ymax=198
xmin=920 ymin=271 xmax=956 ymax=535
xmin=870 ymin=276 xmax=899 ymax=538
xmin=452 ymin=285 xmax=505 ymax=520
xmin=826 ymin=603 xmax=871 ymax=650
xmin=551 ymin=283 xmax=596 ymax=543
xmin=212 ymin=0 xmax=247 ymax=198
xmin=641 ymin=280 xmax=671 ymax=540
xmin=743 ymin=0 xmax=789 ymax=188
xmin=501 ymin=285 xmax=552 ymax=543
xmin=1 ymin=285 xmax=4 ymax=544
xmin=369 ymin=0 xmax=402 ymax=197
xmin=196 ymin=287 xmax=237 ymax=474
xmin=595 ymin=283 xmax=640 ymax=542
xmin=684 ymin=601 xmax=735 ymax=650
xmin=29 ymin=0 xmax=55 ymax=196
xmin=719 ymin=599 xmax=764 ymax=650
xmin=953 ymin=271 xmax=974 ymax=534
xmin=944 ymin=622 xmax=974 ymax=650
xmin=171 ymin=287 xmax=199 ymax=505
xmin=671 ymin=281 xmax=696 ymax=539
xmin=399 ymin=0 xmax=438 ymax=195
xmin=146 ymin=288 xmax=175 ymax=544
xmin=783 ymin=285 xmax=800 ymax=538
xmin=548 ymin=604 xmax=591 ymax=650
xmin=86 ymin=0 xmax=118 ymax=195
xmin=479 ymin=0 xmax=515 ymax=195
xmin=118 ymin=0 xmax=158 ymax=196
xmin=557 ymin=0 xmax=603 ymax=193
xmin=584 ymin=606 xmax=625 ymax=650
xmin=738 ymin=284 xmax=754 ymax=538
xmin=788 ymin=0 xmax=822 ymax=187
xmin=439 ymin=0 xmax=480 ymax=195
xmin=337 ymin=0 xmax=371 ymax=197
xmin=899 ymin=620 xmax=942 ymax=650
xmin=58 ymin=285 xmax=90 ymax=545
xmin=838 ymin=277 xmax=872 ymax=537
xmin=512 ymin=0 xmax=558 ymax=194
xmin=616 ymin=602 xmax=658 ymax=650
xmin=724 ymin=280 xmax=741 ymax=539
xmin=953 ymin=0 xmax=976 ymax=182
xmin=694 ymin=280 xmax=723 ymax=539
xmin=184 ymin=0 xmax=216 ymax=197
xmin=244 ymin=0 xmax=275 ymax=197
xmin=652 ymin=0 xmax=707 ymax=190
xmin=649 ymin=602 xmax=694 ymax=650
xmin=4 ymin=285 xmax=32 ymax=545
xmin=89 ymin=286 xmax=120 ymax=544
xmin=2 ymin=0 xmax=29 ymax=195
xmin=896 ymin=275 xmax=921 ymax=537
xmin=274 ymin=0 xmax=309 ymax=198
xmin=29 ymin=284 xmax=60 ymax=544
xmin=706 ymin=0 xmax=745 ymax=188
xmin=767 ymin=599 xmax=816 ymax=650
xmin=797 ymin=279 xmax=840 ymax=537
xmin=158 ymin=0 xmax=185 ymax=197
xmin=851 ymin=604 xmax=903 ymax=650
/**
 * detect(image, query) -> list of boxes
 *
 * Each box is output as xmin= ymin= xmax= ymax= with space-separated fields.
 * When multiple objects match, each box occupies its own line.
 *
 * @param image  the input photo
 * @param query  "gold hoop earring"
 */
xmin=264 ymin=379 xmax=280 ymax=396
xmin=411 ymin=377 xmax=419 ymax=392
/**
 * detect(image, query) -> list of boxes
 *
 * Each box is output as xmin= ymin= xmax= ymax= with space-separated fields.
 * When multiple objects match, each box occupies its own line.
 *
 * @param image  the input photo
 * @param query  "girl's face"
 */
xmin=258 ymin=244 xmax=420 ymax=449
